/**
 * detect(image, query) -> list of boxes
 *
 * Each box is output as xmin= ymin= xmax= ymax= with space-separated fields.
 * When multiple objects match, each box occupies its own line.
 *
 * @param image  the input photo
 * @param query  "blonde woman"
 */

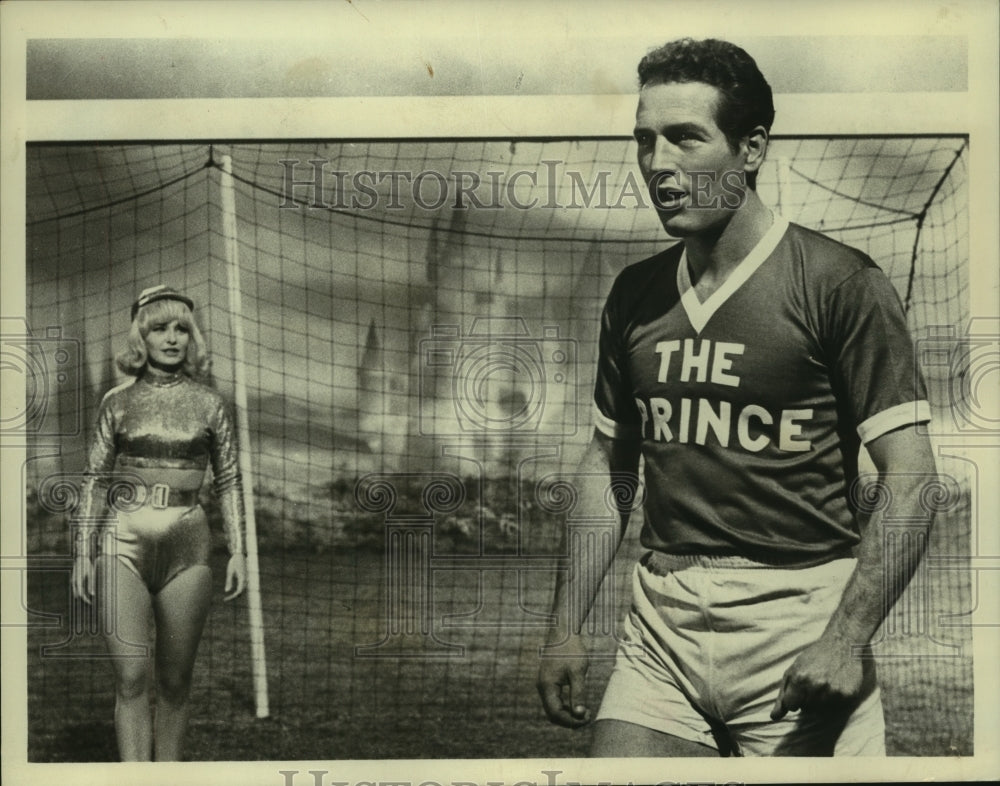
xmin=72 ymin=285 xmax=246 ymax=760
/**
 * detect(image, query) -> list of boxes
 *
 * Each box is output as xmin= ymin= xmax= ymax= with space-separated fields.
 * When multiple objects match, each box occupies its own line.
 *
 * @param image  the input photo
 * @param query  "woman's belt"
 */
xmin=107 ymin=480 xmax=200 ymax=511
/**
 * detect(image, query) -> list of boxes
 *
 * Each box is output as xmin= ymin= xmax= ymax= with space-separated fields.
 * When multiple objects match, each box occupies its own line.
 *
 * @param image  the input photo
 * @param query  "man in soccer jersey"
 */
xmin=537 ymin=38 xmax=937 ymax=756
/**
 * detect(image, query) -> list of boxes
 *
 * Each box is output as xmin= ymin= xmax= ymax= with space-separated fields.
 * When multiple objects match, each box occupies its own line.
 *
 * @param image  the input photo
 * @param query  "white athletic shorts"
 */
xmin=596 ymin=552 xmax=886 ymax=756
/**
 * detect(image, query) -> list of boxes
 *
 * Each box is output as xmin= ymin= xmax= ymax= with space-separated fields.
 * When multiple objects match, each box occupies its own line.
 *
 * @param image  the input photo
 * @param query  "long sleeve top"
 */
xmin=73 ymin=370 xmax=246 ymax=557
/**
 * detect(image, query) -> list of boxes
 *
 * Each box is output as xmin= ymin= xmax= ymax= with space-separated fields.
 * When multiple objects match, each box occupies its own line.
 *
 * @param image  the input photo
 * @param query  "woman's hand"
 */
xmin=224 ymin=553 xmax=247 ymax=601
xmin=71 ymin=554 xmax=95 ymax=604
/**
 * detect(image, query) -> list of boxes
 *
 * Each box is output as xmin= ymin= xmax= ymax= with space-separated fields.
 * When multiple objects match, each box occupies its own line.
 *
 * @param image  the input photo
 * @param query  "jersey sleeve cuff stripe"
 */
xmin=857 ymin=400 xmax=932 ymax=443
xmin=593 ymin=403 xmax=638 ymax=439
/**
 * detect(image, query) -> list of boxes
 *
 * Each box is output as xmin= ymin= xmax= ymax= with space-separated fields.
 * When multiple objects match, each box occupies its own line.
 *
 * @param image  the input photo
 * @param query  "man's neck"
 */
xmin=683 ymin=192 xmax=773 ymax=284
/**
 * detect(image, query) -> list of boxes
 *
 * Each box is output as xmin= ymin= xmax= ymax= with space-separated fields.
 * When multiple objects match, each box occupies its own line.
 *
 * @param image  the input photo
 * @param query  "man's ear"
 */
xmin=742 ymin=125 xmax=769 ymax=174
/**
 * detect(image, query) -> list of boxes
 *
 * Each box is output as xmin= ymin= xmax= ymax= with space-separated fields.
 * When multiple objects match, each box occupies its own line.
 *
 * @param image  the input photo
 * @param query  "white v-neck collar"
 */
xmin=677 ymin=214 xmax=789 ymax=334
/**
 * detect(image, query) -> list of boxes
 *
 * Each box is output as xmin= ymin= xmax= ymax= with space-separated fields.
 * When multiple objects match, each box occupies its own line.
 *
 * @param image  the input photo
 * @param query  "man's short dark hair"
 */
xmin=638 ymin=38 xmax=775 ymax=152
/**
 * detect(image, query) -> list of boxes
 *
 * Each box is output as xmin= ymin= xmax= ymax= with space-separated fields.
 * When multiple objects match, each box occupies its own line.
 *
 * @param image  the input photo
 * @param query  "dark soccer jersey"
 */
xmin=594 ymin=217 xmax=930 ymax=561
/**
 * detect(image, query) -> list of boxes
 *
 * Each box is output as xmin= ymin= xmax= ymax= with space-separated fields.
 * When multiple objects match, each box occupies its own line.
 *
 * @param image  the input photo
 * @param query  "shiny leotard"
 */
xmin=75 ymin=370 xmax=245 ymax=593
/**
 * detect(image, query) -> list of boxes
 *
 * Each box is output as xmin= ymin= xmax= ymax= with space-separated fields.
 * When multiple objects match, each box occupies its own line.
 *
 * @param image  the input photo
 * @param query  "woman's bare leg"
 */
xmin=151 ymin=565 xmax=212 ymax=761
xmin=97 ymin=555 xmax=155 ymax=761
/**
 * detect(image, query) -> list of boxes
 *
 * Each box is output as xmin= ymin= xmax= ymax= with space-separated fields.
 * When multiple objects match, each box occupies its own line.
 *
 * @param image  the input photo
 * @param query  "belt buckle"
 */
xmin=150 ymin=482 xmax=170 ymax=509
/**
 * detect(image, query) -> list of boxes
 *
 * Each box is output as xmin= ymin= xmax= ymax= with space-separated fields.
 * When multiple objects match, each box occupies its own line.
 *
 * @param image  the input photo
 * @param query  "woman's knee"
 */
xmin=114 ymin=665 xmax=150 ymax=701
xmin=156 ymin=666 xmax=194 ymax=703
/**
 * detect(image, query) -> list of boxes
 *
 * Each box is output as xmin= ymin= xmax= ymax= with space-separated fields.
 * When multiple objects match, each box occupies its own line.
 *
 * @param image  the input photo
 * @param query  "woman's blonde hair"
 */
xmin=116 ymin=298 xmax=210 ymax=378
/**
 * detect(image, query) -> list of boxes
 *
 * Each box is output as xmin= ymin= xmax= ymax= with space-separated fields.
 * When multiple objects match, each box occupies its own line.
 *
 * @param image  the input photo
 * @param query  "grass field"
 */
xmin=25 ymin=527 xmax=973 ymax=761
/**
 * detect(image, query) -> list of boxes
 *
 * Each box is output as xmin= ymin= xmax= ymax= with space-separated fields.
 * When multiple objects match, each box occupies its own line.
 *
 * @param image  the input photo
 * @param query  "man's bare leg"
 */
xmin=590 ymin=719 xmax=721 ymax=757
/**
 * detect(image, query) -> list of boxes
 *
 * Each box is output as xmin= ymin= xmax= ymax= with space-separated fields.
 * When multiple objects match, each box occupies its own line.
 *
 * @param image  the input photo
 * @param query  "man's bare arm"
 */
xmin=537 ymin=428 xmax=641 ymax=727
xmin=772 ymin=423 xmax=937 ymax=719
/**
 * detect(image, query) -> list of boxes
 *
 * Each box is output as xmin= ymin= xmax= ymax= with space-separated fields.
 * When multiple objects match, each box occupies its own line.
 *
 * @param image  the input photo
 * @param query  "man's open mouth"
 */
xmin=652 ymin=182 xmax=687 ymax=210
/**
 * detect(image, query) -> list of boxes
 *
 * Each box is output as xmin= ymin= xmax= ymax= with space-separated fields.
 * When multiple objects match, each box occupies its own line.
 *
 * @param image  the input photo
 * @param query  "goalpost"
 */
xmin=219 ymin=152 xmax=270 ymax=719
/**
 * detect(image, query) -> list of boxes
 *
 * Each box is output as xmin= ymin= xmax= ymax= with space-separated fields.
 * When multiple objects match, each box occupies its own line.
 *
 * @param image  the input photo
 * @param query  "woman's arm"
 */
xmin=71 ymin=394 xmax=118 ymax=602
xmin=210 ymin=395 xmax=247 ymax=599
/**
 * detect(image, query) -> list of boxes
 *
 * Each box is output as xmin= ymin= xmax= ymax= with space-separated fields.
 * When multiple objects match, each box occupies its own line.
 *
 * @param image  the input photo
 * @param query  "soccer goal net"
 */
xmin=22 ymin=136 xmax=972 ymax=759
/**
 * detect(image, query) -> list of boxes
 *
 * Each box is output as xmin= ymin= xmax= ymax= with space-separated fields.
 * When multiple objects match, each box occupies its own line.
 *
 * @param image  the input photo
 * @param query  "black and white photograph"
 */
xmin=2 ymin=2 xmax=998 ymax=784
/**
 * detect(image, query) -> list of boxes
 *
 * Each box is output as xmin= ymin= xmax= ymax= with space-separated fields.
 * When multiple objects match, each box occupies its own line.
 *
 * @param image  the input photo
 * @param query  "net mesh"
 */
xmin=22 ymin=137 xmax=972 ymax=760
